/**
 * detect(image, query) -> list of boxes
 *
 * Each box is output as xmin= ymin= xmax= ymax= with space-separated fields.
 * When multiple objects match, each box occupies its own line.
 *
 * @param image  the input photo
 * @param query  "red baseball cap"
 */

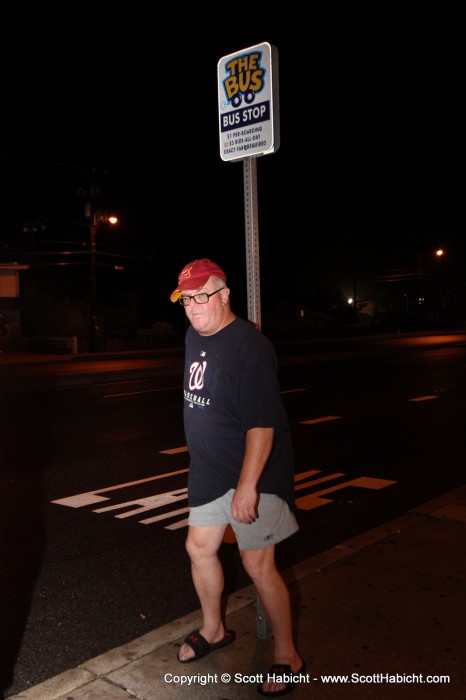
xmin=170 ymin=259 xmax=227 ymax=302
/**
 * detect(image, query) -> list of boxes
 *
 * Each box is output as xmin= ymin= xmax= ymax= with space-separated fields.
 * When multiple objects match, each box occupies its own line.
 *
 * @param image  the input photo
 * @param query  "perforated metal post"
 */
xmin=243 ymin=155 xmax=272 ymax=639
xmin=243 ymin=156 xmax=261 ymax=332
xmin=256 ymin=595 xmax=273 ymax=640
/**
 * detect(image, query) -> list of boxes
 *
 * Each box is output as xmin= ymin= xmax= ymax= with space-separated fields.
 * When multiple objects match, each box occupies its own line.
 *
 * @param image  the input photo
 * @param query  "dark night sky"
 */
xmin=1 ymin=2 xmax=465 ymax=322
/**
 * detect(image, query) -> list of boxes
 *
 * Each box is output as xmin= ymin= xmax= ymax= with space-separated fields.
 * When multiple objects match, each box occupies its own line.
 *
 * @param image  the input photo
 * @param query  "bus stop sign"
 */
xmin=217 ymin=42 xmax=280 ymax=162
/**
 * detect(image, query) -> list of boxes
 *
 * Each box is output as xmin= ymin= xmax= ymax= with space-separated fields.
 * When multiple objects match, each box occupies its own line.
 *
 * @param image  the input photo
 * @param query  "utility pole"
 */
xmin=89 ymin=213 xmax=98 ymax=352
xmin=78 ymin=169 xmax=118 ymax=353
xmin=81 ymin=169 xmax=100 ymax=353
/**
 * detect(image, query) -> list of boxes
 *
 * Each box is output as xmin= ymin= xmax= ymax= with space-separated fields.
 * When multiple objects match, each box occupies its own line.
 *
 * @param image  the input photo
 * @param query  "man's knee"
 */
xmin=185 ymin=526 xmax=225 ymax=561
xmin=185 ymin=531 xmax=205 ymax=560
xmin=240 ymin=546 xmax=273 ymax=580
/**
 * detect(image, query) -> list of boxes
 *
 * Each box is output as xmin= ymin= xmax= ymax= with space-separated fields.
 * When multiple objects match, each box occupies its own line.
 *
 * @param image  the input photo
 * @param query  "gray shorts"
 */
xmin=188 ymin=489 xmax=299 ymax=550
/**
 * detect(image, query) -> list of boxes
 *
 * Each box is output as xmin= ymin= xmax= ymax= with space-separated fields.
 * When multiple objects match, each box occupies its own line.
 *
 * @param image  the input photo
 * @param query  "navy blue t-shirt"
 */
xmin=183 ymin=317 xmax=295 ymax=509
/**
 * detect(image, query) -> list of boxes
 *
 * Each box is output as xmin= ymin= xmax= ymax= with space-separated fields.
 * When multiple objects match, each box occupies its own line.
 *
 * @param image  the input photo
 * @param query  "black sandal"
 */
xmin=258 ymin=661 xmax=306 ymax=697
xmin=177 ymin=629 xmax=236 ymax=663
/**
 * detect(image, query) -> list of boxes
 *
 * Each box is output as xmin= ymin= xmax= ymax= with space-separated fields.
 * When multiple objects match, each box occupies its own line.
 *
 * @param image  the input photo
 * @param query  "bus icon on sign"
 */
xmin=231 ymin=89 xmax=256 ymax=108
xmin=221 ymin=49 xmax=266 ymax=108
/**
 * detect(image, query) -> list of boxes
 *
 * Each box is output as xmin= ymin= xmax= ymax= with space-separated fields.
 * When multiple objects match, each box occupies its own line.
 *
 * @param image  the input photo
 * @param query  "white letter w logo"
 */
xmin=189 ymin=361 xmax=207 ymax=391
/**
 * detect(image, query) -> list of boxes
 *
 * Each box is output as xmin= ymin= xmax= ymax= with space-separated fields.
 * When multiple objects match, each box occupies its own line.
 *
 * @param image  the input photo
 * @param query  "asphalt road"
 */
xmin=1 ymin=331 xmax=466 ymax=697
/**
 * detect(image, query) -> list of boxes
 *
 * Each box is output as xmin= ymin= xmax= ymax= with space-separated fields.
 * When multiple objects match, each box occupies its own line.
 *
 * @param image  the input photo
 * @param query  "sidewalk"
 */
xmin=7 ymin=486 xmax=466 ymax=700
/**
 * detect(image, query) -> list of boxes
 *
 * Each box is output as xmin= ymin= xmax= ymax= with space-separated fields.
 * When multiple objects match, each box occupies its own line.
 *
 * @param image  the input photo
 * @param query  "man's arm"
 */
xmin=231 ymin=427 xmax=274 ymax=524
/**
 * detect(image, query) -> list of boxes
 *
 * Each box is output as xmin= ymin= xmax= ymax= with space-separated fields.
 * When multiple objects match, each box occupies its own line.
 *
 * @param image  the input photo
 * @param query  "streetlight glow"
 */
xmin=89 ymin=210 xmax=119 ymax=352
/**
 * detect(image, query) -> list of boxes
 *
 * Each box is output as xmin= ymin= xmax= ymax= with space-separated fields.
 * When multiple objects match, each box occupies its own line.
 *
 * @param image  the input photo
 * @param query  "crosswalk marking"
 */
xmin=52 ymin=468 xmax=397 ymax=529
xmin=141 ymin=507 xmax=189 ymax=525
xmin=93 ymin=488 xmax=188 ymax=517
xmin=296 ymin=476 xmax=397 ymax=510
xmin=294 ymin=469 xmax=320 ymax=481
xmin=51 ymin=409 xmax=406 ymax=530
xmin=165 ymin=518 xmax=190 ymax=530
xmin=295 ymin=472 xmax=346 ymax=492
xmin=51 ymin=468 xmax=189 ymax=508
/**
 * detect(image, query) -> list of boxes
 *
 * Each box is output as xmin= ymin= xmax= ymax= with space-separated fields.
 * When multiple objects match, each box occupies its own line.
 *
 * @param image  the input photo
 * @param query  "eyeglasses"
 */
xmin=178 ymin=287 xmax=225 ymax=307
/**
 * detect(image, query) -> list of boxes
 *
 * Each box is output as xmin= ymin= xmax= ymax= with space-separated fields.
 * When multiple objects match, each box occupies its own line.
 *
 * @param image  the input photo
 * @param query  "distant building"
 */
xmin=0 ymin=263 xmax=29 ymax=348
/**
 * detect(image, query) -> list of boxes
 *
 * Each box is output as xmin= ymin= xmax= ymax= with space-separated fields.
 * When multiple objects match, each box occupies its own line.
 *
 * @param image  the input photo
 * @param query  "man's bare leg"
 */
xmin=241 ymin=545 xmax=302 ymax=694
xmin=177 ymin=524 xmax=228 ymax=662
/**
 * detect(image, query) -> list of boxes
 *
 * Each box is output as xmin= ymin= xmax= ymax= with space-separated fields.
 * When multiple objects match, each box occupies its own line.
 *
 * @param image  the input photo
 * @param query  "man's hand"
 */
xmin=231 ymin=427 xmax=274 ymax=523
xmin=231 ymin=484 xmax=258 ymax=524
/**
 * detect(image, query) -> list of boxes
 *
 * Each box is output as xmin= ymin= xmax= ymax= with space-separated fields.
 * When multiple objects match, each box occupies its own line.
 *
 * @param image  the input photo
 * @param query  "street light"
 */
xmin=89 ymin=211 xmax=118 ymax=352
xmin=416 ymin=247 xmax=446 ymax=327
xmin=418 ymin=247 xmax=445 ymax=285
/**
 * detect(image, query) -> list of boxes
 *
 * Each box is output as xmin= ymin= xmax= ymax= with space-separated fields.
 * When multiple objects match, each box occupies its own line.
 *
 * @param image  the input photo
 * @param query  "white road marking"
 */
xmin=51 ymin=408 xmax=406 ymax=529
xmin=93 ymin=488 xmax=188 ymax=517
xmin=141 ymin=506 xmax=190 ymax=525
xmin=51 ymin=468 xmax=188 ymax=507
xmin=295 ymin=473 xmax=346 ymax=492
xmin=294 ymin=470 xmax=320 ymax=481
xmin=52 ymin=469 xmax=397 ymax=529
xmin=296 ymin=476 xmax=397 ymax=510
xmin=165 ymin=518 xmax=190 ymax=530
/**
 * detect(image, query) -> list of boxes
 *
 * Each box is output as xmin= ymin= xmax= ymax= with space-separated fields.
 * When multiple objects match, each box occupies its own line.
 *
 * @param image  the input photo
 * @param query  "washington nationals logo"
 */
xmin=189 ymin=360 xmax=207 ymax=391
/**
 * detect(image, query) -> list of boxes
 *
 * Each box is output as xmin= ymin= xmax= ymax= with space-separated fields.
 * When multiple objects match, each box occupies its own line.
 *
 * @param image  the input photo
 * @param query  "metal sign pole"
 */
xmin=243 ymin=155 xmax=261 ymax=332
xmin=243 ymin=155 xmax=272 ymax=639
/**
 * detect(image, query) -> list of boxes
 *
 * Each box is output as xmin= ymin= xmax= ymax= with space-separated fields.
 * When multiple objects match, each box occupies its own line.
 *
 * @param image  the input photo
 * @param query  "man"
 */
xmin=171 ymin=259 xmax=304 ymax=697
